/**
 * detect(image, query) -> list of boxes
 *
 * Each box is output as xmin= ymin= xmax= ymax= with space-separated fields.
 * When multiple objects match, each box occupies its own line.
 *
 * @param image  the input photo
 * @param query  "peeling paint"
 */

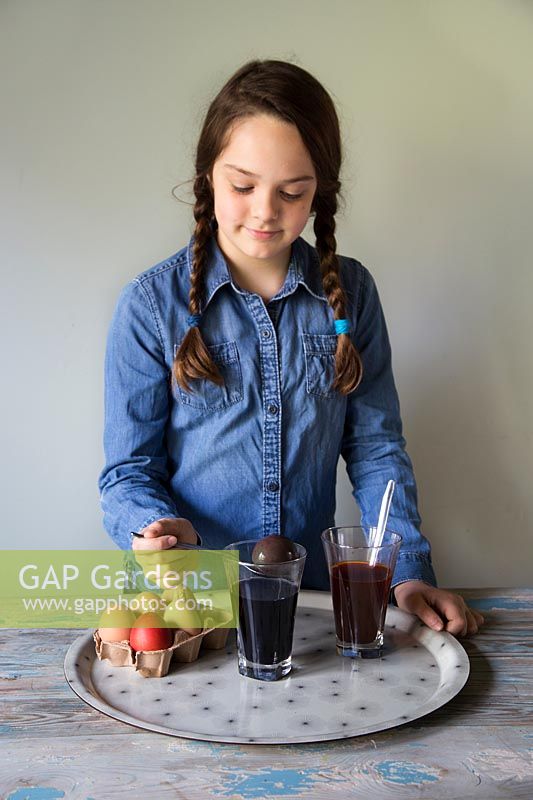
xmin=211 ymin=767 xmax=344 ymax=798
xmin=368 ymin=760 xmax=441 ymax=785
xmin=461 ymin=759 xmax=481 ymax=786
xmin=167 ymin=740 xmax=229 ymax=757
xmin=464 ymin=748 xmax=533 ymax=781
xmin=467 ymin=597 xmax=532 ymax=611
xmin=0 ymin=670 xmax=41 ymax=679
xmin=6 ymin=789 xmax=66 ymax=800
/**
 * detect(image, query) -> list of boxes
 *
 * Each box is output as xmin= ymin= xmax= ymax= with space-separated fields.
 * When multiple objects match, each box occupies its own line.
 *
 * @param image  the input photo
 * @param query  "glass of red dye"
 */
xmin=321 ymin=526 xmax=402 ymax=658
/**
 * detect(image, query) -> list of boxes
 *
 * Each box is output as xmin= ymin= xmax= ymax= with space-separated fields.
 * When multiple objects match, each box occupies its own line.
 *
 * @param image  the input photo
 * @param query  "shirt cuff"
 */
xmin=389 ymin=553 xmax=437 ymax=606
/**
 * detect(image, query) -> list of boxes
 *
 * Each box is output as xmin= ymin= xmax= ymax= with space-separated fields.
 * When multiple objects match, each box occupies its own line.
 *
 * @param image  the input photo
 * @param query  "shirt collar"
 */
xmin=186 ymin=227 xmax=328 ymax=312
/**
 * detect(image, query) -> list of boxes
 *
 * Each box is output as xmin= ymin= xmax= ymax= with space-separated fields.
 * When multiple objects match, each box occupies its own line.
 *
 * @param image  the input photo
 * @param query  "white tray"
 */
xmin=64 ymin=590 xmax=469 ymax=744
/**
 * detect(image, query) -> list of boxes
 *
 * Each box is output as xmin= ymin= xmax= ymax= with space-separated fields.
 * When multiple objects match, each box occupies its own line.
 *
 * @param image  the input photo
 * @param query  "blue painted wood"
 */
xmin=1 ymin=588 xmax=532 ymax=798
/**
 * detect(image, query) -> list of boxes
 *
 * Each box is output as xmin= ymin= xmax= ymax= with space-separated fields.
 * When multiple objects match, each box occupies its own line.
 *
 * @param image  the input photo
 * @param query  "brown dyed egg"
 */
xmin=252 ymin=534 xmax=299 ymax=565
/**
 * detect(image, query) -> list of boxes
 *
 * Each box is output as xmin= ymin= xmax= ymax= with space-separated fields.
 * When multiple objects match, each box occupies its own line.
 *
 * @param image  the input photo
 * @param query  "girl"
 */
xmin=99 ymin=59 xmax=484 ymax=638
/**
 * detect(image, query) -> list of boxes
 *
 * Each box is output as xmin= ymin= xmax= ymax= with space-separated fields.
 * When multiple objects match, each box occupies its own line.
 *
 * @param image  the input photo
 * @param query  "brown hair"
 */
xmin=174 ymin=59 xmax=363 ymax=395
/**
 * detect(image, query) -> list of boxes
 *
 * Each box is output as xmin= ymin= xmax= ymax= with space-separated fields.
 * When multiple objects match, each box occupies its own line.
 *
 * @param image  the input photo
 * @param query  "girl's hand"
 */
xmin=132 ymin=517 xmax=199 ymax=551
xmin=393 ymin=580 xmax=485 ymax=638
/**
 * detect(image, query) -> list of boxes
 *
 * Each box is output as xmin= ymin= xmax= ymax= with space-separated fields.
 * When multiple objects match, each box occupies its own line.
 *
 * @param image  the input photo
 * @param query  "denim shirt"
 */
xmin=98 ymin=232 xmax=437 ymax=591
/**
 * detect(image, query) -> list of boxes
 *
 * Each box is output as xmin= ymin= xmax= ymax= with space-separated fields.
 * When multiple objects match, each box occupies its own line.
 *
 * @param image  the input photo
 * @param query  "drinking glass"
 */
xmin=321 ymin=526 xmax=401 ymax=658
xmin=224 ymin=539 xmax=306 ymax=681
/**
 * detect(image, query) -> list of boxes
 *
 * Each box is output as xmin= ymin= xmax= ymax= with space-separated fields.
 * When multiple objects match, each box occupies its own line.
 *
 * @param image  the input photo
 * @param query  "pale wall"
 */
xmin=2 ymin=0 xmax=532 ymax=586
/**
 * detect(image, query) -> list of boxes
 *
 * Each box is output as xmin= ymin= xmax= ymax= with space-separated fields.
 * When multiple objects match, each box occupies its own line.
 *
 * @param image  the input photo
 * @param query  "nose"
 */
xmin=251 ymin=189 xmax=279 ymax=223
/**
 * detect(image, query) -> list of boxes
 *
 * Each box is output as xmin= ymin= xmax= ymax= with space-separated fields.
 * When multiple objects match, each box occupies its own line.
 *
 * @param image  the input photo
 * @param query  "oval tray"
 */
xmin=64 ymin=590 xmax=469 ymax=744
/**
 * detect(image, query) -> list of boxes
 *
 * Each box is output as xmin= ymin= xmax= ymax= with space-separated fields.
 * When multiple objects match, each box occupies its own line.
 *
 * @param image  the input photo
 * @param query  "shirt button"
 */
xmin=261 ymin=328 xmax=272 ymax=339
xmin=267 ymin=481 xmax=279 ymax=492
xmin=267 ymin=403 xmax=279 ymax=415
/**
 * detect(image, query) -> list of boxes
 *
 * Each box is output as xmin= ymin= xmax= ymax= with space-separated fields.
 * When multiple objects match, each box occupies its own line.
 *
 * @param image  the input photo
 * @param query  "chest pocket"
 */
xmin=173 ymin=340 xmax=243 ymax=412
xmin=302 ymin=333 xmax=340 ymax=399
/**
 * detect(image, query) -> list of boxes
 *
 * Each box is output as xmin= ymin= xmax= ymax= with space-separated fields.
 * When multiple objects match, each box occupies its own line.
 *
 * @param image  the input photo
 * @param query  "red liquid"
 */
xmin=330 ymin=561 xmax=393 ymax=645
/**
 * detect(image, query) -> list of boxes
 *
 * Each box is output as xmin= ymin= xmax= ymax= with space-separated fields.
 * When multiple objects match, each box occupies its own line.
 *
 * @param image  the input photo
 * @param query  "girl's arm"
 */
xmin=98 ymin=280 xmax=184 ymax=550
xmin=340 ymin=263 xmax=437 ymax=590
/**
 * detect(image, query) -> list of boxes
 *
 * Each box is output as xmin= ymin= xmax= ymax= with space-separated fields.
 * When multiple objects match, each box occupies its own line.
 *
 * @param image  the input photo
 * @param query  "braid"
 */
xmin=172 ymin=176 xmax=223 ymax=393
xmin=313 ymin=195 xmax=363 ymax=395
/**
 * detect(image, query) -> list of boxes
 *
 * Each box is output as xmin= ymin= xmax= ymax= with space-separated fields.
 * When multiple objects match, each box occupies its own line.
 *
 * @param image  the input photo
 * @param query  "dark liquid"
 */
xmin=331 ymin=561 xmax=392 ymax=645
xmin=238 ymin=577 xmax=298 ymax=665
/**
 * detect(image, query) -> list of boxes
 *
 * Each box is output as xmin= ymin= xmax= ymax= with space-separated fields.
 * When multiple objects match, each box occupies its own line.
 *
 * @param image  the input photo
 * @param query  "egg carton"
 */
xmin=93 ymin=624 xmax=231 ymax=678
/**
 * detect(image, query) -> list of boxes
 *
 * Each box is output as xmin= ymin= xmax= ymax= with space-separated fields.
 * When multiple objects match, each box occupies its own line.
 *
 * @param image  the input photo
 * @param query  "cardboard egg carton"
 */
xmin=93 ymin=623 xmax=231 ymax=678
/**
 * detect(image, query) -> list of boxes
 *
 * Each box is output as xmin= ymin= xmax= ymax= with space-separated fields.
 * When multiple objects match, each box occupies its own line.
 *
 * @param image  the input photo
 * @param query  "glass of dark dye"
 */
xmin=321 ymin=526 xmax=402 ymax=658
xmin=224 ymin=539 xmax=306 ymax=681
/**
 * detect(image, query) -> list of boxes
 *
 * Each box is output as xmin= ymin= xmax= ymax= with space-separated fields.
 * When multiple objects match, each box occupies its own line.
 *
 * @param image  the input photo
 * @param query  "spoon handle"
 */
xmin=370 ymin=480 xmax=396 ymax=565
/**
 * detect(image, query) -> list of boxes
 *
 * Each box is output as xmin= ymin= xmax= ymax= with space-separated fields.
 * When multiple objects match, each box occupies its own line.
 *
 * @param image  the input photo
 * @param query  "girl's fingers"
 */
xmin=464 ymin=607 xmax=485 ymax=636
xmin=449 ymin=605 xmax=484 ymax=637
xmin=467 ymin=608 xmax=479 ymax=635
xmin=419 ymin=606 xmax=446 ymax=632
xmin=403 ymin=594 xmax=445 ymax=632
xmin=133 ymin=520 xmax=177 ymax=550
xmin=426 ymin=600 xmax=483 ymax=638
xmin=132 ymin=534 xmax=177 ymax=550
xmin=472 ymin=609 xmax=485 ymax=626
xmin=441 ymin=600 xmax=468 ymax=637
xmin=132 ymin=518 xmax=198 ymax=550
xmin=144 ymin=518 xmax=198 ymax=544
xmin=143 ymin=519 xmax=176 ymax=537
xmin=395 ymin=584 xmax=485 ymax=639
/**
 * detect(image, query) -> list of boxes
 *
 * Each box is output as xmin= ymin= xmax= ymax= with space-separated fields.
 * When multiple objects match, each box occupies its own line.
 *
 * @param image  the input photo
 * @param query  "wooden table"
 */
xmin=1 ymin=589 xmax=532 ymax=799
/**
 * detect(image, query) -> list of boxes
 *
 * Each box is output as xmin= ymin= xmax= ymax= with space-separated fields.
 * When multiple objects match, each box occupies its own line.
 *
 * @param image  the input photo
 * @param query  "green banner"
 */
xmin=0 ymin=550 xmax=239 ymax=629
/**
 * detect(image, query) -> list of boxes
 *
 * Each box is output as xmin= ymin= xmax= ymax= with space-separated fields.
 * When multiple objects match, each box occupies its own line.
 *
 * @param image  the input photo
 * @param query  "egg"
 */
xmin=163 ymin=585 xmax=203 ymax=635
xmin=129 ymin=612 xmax=174 ymax=652
xmin=130 ymin=590 xmax=166 ymax=616
xmin=252 ymin=534 xmax=299 ymax=565
xmin=98 ymin=607 xmax=137 ymax=643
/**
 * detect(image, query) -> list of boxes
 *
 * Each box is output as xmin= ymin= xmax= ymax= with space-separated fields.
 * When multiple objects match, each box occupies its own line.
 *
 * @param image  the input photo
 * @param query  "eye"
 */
xmin=231 ymin=185 xmax=303 ymax=201
xmin=281 ymin=191 xmax=303 ymax=201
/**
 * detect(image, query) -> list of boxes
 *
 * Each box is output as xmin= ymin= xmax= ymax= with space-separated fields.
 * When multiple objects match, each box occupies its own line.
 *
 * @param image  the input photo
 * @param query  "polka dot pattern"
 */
xmin=64 ymin=592 xmax=469 ymax=744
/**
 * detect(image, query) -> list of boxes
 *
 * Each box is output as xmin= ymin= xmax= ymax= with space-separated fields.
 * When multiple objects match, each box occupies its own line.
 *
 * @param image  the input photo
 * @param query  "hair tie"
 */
xmin=187 ymin=314 xmax=202 ymax=328
xmin=334 ymin=318 xmax=351 ymax=335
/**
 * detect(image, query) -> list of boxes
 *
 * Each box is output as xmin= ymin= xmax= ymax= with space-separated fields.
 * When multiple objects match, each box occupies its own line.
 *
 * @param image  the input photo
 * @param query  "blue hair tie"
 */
xmin=187 ymin=314 xmax=202 ymax=328
xmin=334 ymin=318 xmax=351 ymax=335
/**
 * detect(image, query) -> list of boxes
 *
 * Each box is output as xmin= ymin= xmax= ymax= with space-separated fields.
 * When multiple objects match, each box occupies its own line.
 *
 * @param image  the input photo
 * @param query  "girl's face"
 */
xmin=210 ymin=114 xmax=317 ymax=273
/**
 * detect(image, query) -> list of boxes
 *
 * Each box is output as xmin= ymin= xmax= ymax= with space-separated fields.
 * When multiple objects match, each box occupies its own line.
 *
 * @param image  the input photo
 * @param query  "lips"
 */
xmin=246 ymin=228 xmax=281 ymax=240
